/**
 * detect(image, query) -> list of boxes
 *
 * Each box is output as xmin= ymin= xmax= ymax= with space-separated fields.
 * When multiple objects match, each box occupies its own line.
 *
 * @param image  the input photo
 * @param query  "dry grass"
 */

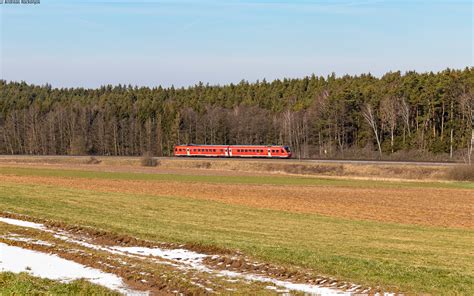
xmin=159 ymin=158 xmax=449 ymax=180
xmin=0 ymin=155 xmax=460 ymax=181
xmin=85 ymin=156 xmax=101 ymax=165
xmin=446 ymin=165 xmax=474 ymax=181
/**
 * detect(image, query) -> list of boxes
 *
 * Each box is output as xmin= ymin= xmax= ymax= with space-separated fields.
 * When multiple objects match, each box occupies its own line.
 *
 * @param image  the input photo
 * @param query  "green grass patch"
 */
xmin=0 ymin=181 xmax=472 ymax=294
xmin=1 ymin=166 xmax=473 ymax=189
xmin=0 ymin=272 xmax=120 ymax=295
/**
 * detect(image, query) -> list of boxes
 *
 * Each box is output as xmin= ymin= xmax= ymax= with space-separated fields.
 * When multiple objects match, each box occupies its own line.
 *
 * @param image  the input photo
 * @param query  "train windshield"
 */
xmin=284 ymin=146 xmax=291 ymax=152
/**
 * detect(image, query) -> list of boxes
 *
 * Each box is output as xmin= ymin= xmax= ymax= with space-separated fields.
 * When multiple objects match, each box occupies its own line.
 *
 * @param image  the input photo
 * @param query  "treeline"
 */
xmin=0 ymin=68 xmax=473 ymax=160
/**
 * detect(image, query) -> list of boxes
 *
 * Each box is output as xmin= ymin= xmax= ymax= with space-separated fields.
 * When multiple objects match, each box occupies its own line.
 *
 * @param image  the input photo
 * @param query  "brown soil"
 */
xmin=1 ymin=173 xmax=472 ymax=229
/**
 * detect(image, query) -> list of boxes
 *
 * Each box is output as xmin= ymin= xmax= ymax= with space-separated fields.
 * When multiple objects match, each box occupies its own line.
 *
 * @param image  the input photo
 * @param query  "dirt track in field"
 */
xmin=1 ymin=172 xmax=472 ymax=229
xmin=0 ymin=213 xmax=378 ymax=295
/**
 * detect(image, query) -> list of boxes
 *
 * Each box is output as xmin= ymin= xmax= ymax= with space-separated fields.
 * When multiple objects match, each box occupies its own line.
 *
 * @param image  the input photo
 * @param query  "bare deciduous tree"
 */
xmin=362 ymin=103 xmax=382 ymax=157
xmin=380 ymin=96 xmax=400 ymax=153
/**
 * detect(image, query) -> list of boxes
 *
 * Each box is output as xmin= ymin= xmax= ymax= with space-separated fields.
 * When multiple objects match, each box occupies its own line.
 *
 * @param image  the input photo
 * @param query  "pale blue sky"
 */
xmin=1 ymin=0 xmax=472 ymax=88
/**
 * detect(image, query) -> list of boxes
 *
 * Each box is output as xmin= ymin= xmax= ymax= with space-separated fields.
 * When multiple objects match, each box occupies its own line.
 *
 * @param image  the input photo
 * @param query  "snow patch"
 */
xmin=112 ymin=247 xmax=207 ymax=262
xmin=0 ymin=242 xmax=147 ymax=295
xmin=0 ymin=235 xmax=53 ymax=247
xmin=219 ymin=270 xmax=351 ymax=295
xmin=0 ymin=217 xmax=45 ymax=230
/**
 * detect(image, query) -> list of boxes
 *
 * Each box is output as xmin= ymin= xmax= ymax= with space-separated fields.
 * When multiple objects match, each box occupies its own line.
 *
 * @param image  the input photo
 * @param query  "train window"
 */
xmin=272 ymin=150 xmax=275 ymax=153
xmin=213 ymin=149 xmax=216 ymax=152
xmin=221 ymin=149 xmax=224 ymax=152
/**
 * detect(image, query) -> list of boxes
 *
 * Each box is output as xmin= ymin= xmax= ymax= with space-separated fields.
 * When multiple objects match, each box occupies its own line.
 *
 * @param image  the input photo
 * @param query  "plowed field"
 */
xmin=0 ymin=173 xmax=471 ymax=229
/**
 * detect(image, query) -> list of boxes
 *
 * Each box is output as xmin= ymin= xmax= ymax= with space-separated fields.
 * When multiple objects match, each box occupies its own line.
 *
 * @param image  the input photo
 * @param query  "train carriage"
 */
xmin=174 ymin=145 xmax=291 ymax=158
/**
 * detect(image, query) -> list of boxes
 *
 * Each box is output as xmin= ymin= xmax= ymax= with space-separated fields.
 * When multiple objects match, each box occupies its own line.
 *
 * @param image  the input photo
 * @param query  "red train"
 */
xmin=174 ymin=144 xmax=292 ymax=158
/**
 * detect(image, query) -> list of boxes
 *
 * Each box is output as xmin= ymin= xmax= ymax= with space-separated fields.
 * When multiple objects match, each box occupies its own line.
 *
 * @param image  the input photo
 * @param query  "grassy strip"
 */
xmin=0 ymin=182 xmax=472 ymax=294
xmin=0 ymin=272 xmax=120 ymax=295
xmin=1 ymin=166 xmax=473 ymax=189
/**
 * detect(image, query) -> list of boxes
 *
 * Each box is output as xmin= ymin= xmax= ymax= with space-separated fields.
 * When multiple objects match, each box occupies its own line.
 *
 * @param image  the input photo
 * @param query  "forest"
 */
xmin=0 ymin=68 xmax=473 ymax=160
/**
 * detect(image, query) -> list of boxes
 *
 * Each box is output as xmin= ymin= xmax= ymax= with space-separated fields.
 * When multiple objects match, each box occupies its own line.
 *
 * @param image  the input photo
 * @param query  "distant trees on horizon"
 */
xmin=0 ymin=68 xmax=473 ymax=161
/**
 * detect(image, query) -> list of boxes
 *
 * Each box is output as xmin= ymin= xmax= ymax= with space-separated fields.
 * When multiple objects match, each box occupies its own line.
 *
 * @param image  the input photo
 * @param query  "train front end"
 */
xmin=283 ymin=146 xmax=292 ymax=158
